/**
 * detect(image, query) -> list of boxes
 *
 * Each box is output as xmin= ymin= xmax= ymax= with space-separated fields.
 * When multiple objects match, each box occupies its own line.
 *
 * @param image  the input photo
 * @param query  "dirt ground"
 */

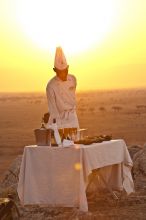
xmin=0 ymin=89 xmax=146 ymax=178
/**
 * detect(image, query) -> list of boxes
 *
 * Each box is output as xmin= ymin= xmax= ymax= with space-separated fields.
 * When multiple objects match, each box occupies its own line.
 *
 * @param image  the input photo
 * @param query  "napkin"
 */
xmin=62 ymin=139 xmax=74 ymax=147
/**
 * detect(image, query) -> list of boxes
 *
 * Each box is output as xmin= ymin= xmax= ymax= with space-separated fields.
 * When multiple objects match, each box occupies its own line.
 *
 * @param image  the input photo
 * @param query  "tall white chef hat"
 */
xmin=54 ymin=47 xmax=68 ymax=70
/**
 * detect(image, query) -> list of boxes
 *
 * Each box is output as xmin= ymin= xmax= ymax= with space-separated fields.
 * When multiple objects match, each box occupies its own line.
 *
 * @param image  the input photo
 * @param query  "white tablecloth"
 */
xmin=17 ymin=139 xmax=134 ymax=212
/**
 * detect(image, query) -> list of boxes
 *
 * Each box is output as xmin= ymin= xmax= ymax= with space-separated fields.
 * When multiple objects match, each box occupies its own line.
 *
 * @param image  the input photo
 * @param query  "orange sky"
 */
xmin=0 ymin=0 xmax=146 ymax=92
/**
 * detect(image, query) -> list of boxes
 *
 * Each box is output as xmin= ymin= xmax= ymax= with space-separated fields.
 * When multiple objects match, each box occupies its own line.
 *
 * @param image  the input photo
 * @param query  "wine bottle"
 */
xmin=51 ymin=119 xmax=62 ymax=146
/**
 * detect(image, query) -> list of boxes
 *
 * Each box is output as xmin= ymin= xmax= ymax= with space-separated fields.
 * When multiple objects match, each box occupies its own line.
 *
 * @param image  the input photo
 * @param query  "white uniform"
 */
xmin=46 ymin=74 xmax=79 ymax=129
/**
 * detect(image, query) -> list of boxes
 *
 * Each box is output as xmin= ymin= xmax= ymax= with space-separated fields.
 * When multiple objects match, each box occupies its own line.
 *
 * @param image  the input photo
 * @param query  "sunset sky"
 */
xmin=0 ymin=0 xmax=146 ymax=92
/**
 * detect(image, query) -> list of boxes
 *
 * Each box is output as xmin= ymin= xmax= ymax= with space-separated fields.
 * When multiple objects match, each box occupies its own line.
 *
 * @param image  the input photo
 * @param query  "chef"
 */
xmin=46 ymin=47 xmax=79 ymax=131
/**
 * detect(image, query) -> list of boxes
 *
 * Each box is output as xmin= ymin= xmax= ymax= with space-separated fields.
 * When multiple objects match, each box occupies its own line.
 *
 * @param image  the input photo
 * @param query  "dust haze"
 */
xmin=0 ymin=88 xmax=146 ymax=178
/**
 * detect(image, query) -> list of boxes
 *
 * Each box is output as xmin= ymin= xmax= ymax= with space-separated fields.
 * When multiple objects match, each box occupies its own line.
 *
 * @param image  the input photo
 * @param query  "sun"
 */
xmin=16 ymin=0 xmax=118 ymax=54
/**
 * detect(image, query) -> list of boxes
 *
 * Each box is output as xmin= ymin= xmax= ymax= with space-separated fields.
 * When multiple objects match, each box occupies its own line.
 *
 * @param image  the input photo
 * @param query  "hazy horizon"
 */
xmin=0 ymin=86 xmax=146 ymax=95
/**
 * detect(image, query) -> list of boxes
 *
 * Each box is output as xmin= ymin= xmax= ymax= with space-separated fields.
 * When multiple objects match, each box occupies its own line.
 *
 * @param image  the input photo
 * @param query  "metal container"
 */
xmin=34 ymin=128 xmax=51 ymax=146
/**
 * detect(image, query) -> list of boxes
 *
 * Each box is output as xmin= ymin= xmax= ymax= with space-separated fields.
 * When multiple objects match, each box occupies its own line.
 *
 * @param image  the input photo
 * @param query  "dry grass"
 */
xmin=0 ymin=89 xmax=146 ymax=178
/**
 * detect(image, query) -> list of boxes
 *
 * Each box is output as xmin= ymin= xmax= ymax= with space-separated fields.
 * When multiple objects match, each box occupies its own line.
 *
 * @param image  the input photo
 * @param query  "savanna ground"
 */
xmin=0 ymin=88 xmax=146 ymax=179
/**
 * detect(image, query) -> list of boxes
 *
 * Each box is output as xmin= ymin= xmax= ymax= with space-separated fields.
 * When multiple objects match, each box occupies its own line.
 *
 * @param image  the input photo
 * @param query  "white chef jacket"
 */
xmin=46 ymin=74 xmax=79 ymax=129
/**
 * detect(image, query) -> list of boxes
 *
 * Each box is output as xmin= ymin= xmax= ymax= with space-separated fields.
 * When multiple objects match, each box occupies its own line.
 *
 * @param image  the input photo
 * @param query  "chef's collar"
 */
xmin=55 ymin=75 xmax=69 ymax=82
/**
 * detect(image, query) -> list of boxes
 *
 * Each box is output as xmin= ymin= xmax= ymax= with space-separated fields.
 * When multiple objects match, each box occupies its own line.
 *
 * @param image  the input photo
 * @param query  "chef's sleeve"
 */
xmin=46 ymin=86 xmax=60 ymax=119
xmin=72 ymin=75 xmax=77 ymax=88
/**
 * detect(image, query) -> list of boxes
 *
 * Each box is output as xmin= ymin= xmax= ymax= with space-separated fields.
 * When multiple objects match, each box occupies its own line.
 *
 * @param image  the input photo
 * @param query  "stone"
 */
xmin=128 ymin=145 xmax=142 ymax=160
xmin=132 ymin=146 xmax=146 ymax=190
xmin=0 ymin=155 xmax=22 ymax=200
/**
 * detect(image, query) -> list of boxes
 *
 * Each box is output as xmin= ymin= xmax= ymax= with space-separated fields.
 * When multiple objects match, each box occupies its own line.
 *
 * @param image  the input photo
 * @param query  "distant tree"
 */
xmin=112 ymin=106 xmax=123 ymax=112
xmin=89 ymin=107 xmax=95 ymax=112
xmin=136 ymin=105 xmax=146 ymax=109
xmin=34 ymin=100 xmax=41 ymax=104
xmin=78 ymin=107 xmax=86 ymax=112
xmin=99 ymin=106 xmax=106 ymax=112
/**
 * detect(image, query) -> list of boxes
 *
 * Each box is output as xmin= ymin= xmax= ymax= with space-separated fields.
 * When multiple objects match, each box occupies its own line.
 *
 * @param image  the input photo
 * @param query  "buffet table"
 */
xmin=17 ymin=139 xmax=134 ymax=212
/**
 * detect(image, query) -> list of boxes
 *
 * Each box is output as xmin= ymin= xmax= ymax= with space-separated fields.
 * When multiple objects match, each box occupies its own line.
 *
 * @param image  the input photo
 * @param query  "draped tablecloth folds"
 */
xmin=17 ymin=139 xmax=134 ymax=212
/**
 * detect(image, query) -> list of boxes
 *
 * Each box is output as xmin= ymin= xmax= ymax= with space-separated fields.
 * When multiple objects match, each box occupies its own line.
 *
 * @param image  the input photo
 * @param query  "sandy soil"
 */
xmin=0 ymin=89 xmax=146 ymax=178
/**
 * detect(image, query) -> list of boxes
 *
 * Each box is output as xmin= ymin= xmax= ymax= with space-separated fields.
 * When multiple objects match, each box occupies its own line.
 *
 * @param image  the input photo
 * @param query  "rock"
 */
xmin=132 ymin=145 xmax=146 ymax=190
xmin=0 ymin=155 xmax=22 ymax=199
xmin=0 ymin=155 xmax=22 ymax=188
xmin=0 ymin=154 xmax=22 ymax=220
xmin=128 ymin=145 xmax=142 ymax=160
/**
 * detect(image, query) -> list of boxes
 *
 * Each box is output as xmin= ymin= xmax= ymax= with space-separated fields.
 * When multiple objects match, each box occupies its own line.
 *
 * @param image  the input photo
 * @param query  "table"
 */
xmin=17 ymin=139 xmax=134 ymax=212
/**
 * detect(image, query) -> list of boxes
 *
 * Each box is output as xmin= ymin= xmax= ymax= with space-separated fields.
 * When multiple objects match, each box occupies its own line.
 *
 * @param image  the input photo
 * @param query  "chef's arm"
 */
xmin=46 ymin=87 xmax=60 ymax=120
xmin=72 ymin=75 xmax=77 ymax=89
